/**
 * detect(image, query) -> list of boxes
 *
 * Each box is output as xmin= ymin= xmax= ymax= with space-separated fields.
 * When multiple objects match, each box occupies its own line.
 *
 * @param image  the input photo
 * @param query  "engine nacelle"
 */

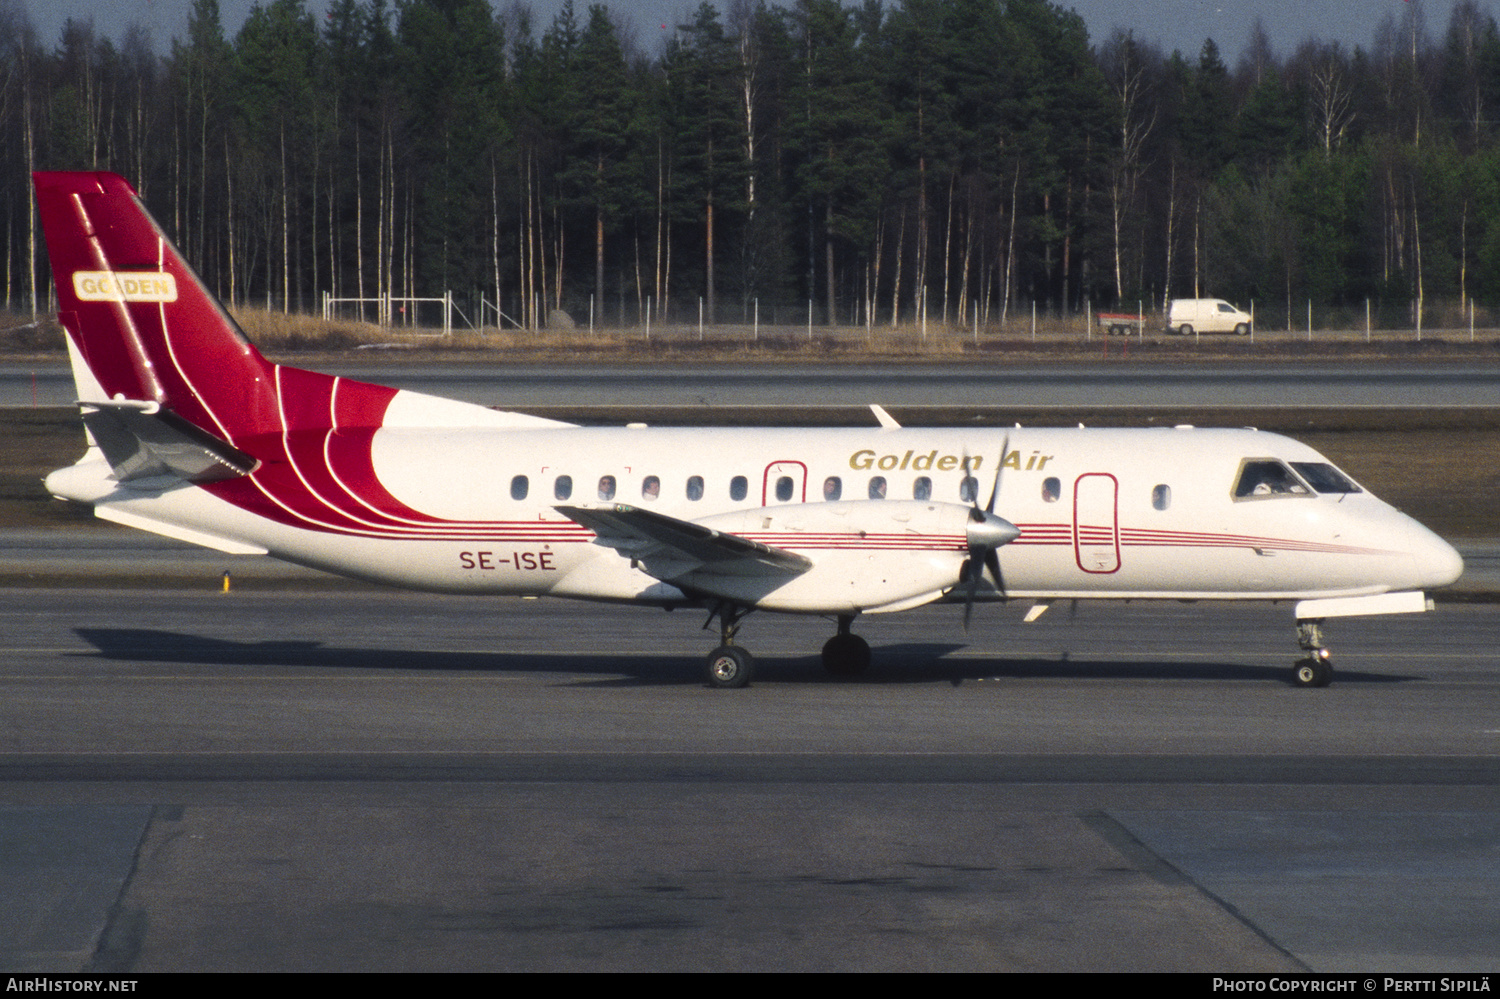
xmin=684 ymin=501 xmax=975 ymax=613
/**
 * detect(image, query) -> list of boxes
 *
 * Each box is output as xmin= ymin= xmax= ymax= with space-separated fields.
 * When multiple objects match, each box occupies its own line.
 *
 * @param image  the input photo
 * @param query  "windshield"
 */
xmin=1290 ymin=462 xmax=1362 ymax=494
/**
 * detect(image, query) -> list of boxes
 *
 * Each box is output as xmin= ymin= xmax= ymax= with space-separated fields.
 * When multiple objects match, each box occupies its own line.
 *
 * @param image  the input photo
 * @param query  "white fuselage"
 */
xmin=50 ymin=422 xmax=1464 ymax=614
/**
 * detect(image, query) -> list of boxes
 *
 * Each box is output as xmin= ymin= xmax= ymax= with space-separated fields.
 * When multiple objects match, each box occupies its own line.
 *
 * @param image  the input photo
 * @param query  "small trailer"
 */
xmin=1096 ymin=312 xmax=1146 ymax=336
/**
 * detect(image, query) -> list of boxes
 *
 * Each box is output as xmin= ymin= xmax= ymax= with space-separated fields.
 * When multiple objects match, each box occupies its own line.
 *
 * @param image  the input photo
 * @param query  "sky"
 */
xmin=9 ymin=0 xmax=1480 ymax=66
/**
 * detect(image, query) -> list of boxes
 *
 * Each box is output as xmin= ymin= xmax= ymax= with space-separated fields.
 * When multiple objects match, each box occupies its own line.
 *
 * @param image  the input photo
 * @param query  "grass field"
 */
xmin=8 ymin=307 xmax=1500 ymax=365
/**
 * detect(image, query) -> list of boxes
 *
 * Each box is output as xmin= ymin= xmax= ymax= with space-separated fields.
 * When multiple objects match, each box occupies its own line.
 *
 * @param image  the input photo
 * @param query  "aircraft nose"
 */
xmin=1412 ymin=526 xmax=1464 ymax=589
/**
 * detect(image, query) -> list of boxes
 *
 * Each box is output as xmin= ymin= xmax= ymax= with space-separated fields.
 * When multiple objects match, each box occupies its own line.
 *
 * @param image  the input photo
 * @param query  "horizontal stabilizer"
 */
xmin=81 ymin=401 xmax=259 ymax=483
xmin=93 ymin=506 xmax=268 ymax=555
xmin=555 ymin=503 xmax=812 ymax=582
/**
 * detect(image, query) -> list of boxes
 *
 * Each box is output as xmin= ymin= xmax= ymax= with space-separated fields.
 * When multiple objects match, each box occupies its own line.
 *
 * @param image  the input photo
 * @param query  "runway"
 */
xmin=3 ymin=588 xmax=1498 ymax=971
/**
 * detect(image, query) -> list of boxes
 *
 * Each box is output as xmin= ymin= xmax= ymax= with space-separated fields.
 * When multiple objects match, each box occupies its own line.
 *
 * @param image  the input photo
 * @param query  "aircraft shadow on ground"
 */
xmin=71 ymin=628 xmax=1417 ymax=686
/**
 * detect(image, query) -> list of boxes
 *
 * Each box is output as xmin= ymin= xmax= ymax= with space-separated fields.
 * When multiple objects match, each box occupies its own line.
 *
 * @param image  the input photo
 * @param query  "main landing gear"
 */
xmin=704 ymin=603 xmax=754 ymax=688
xmin=702 ymin=607 xmax=873 ymax=687
xmin=1293 ymin=619 xmax=1333 ymax=687
xmin=821 ymin=615 xmax=871 ymax=677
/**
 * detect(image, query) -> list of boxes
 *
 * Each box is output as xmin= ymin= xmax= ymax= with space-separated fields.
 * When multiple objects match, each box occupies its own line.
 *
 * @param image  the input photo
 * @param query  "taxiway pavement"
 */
xmin=2 ymin=588 xmax=1497 ymax=972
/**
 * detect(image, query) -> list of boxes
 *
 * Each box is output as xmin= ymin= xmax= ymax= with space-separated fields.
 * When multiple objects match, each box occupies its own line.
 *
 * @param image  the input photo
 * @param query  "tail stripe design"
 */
xmin=37 ymin=171 xmax=592 ymax=545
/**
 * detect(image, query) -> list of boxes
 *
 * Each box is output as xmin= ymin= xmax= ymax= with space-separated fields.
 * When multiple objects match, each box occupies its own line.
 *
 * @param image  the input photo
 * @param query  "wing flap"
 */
xmin=555 ymin=504 xmax=812 ymax=582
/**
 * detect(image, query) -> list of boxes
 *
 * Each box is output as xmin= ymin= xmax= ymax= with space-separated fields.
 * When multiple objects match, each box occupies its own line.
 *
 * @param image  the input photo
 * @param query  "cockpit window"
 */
xmin=1233 ymin=460 xmax=1311 ymax=499
xmin=1290 ymin=462 xmax=1362 ymax=494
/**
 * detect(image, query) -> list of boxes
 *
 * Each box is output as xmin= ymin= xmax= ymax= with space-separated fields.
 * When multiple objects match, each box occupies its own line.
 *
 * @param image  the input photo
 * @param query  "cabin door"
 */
xmin=1073 ymin=473 xmax=1120 ymax=573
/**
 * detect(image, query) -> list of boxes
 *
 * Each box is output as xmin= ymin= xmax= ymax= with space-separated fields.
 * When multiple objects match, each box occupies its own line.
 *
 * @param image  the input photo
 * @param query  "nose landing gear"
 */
xmin=1293 ymin=619 xmax=1333 ymax=687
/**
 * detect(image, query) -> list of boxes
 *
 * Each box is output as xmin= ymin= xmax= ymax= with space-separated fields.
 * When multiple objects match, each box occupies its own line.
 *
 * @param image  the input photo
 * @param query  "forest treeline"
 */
xmin=4 ymin=0 xmax=1500 ymax=329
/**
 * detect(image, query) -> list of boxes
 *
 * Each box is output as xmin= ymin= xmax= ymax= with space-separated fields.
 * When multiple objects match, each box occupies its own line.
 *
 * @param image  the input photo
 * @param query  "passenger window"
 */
xmin=913 ymin=476 xmax=932 ymax=500
xmin=730 ymin=476 xmax=748 ymax=501
xmin=598 ymin=474 xmax=616 ymax=500
xmin=510 ymin=475 xmax=529 ymax=501
xmin=1290 ymin=462 xmax=1362 ymax=494
xmin=823 ymin=476 xmax=842 ymax=501
xmin=686 ymin=475 xmax=704 ymax=501
xmin=642 ymin=475 xmax=660 ymax=500
xmin=959 ymin=476 xmax=978 ymax=503
xmin=775 ymin=475 xmax=794 ymax=502
xmin=869 ymin=476 xmax=887 ymax=500
xmin=1042 ymin=477 xmax=1061 ymax=503
xmin=1152 ymin=484 xmax=1171 ymax=510
xmin=1234 ymin=460 xmax=1310 ymax=499
xmin=554 ymin=475 xmax=572 ymax=501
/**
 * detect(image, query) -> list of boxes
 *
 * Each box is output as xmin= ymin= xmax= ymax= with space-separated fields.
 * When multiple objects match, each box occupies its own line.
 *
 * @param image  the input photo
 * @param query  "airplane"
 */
xmin=33 ymin=171 xmax=1464 ymax=689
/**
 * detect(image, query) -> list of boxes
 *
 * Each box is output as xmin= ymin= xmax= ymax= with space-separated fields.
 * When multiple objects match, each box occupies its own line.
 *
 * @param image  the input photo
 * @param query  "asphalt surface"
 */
xmin=6 ymin=360 xmax=1500 ymax=409
xmin=4 ymin=357 xmax=1496 ymax=972
xmin=2 ymin=588 xmax=1498 ymax=972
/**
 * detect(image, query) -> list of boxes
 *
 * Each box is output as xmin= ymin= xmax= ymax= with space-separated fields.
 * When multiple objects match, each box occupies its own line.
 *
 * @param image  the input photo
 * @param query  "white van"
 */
xmin=1167 ymin=298 xmax=1252 ymax=336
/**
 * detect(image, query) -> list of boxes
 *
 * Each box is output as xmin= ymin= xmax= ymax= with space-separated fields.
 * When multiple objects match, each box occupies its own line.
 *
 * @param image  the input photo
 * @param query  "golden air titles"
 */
xmin=847 ymin=448 xmax=1054 ymax=472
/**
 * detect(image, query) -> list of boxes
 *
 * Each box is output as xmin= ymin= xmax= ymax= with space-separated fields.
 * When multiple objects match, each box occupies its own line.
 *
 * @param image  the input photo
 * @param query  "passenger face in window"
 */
xmin=913 ymin=476 xmax=932 ymax=500
xmin=686 ymin=476 xmax=704 ymax=501
xmin=823 ymin=476 xmax=842 ymax=501
xmin=642 ymin=475 xmax=660 ymax=500
xmin=598 ymin=474 xmax=616 ymax=500
xmin=868 ymin=476 xmax=886 ymax=500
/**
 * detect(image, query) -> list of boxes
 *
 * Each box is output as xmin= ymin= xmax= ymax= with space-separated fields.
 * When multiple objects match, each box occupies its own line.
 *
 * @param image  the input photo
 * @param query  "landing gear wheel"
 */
xmin=707 ymin=645 xmax=754 ymax=688
xmin=1292 ymin=653 xmax=1333 ymax=688
xmin=821 ymin=633 xmax=871 ymax=677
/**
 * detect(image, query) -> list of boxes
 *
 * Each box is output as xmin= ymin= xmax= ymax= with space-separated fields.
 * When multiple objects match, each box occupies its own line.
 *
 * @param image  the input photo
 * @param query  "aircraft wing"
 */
xmin=80 ymin=401 xmax=259 ymax=484
xmin=554 ymin=504 xmax=812 ymax=582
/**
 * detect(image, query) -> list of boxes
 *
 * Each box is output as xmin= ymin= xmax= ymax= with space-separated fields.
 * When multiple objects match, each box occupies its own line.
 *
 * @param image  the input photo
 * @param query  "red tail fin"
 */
xmin=32 ymin=171 xmax=382 ymax=445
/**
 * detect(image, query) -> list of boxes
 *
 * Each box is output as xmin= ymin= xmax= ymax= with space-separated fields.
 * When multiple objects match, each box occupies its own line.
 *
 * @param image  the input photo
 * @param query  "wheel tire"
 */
xmin=707 ymin=645 xmax=754 ymax=688
xmin=1292 ymin=655 xmax=1333 ymax=688
xmin=1234 ymin=322 xmax=1250 ymax=336
xmin=821 ymin=633 xmax=872 ymax=677
xmin=1178 ymin=324 xmax=1194 ymax=337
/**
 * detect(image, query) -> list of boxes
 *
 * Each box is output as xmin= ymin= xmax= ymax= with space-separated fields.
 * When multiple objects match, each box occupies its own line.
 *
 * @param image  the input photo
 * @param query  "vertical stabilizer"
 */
xmin=33 ymin=171 xmax=289 ymax=443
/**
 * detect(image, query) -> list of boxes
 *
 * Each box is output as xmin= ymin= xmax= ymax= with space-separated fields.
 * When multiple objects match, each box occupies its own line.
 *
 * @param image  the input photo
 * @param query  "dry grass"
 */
xmin=224 ymin=309 xmax=1500 ymax=363
xmin=6 ymin=305 xmax=1500 ymax=362
xmin=0 ymin=312 xmax=66 ymax=351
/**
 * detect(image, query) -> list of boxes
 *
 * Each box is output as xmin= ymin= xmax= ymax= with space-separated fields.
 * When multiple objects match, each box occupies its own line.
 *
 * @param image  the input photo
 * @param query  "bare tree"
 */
xmin=1297 ymin=41 xmax=1354 ymax=158
xmin=1101 ymin=31 xmax=1157 ymax=303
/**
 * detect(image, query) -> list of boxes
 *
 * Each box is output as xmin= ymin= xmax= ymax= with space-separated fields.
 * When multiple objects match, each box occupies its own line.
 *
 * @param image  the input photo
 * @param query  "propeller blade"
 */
xmin=960 ymin=433 xmax=1015 ymax=631
xmin=985 ymin=547 xmax=1003 ymax=590
xmin=986 ymin=433 xmax=1009 ymax=514
xmin=962 ymin=562 xmax=977 ymax=631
